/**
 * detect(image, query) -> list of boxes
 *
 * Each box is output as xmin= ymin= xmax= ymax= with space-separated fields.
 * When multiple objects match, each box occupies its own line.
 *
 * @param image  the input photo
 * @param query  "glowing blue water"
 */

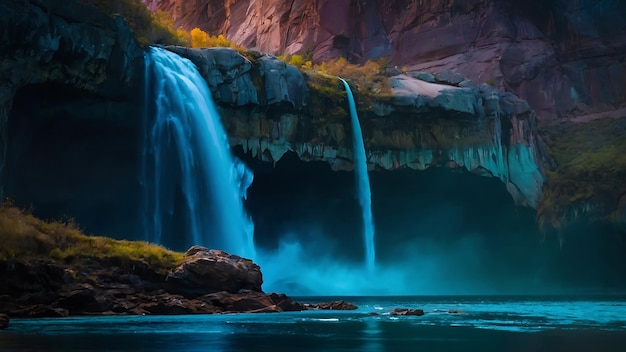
xmin=141 ymin=47 xmax=255 ymax=259
xmin=340 ymin=78 xmax=376 ymax=272
xmin=3 ymin=296 xmax=626 ymax=351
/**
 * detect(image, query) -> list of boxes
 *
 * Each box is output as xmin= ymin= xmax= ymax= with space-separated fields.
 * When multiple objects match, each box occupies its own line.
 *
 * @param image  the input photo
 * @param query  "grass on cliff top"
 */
xmin=0 ymin=203 xmax=183 ymax=271
xmin=538 ymin=116 xmax=626 ymax=225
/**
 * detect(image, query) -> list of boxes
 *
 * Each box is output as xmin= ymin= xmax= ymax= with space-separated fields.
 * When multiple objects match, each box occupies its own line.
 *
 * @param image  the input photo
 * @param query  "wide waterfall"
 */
xmin=141 ymin=47 xmax=255 ymax=259
xmin=340 ymin=78 xmax=376 ymax=271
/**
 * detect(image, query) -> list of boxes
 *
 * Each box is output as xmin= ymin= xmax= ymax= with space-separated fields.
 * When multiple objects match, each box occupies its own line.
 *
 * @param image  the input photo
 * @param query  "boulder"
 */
xmin=166 ymin=246 xmax=263 ymax=294
xmin=304 ymin=300 xmax=358 ymax=310
xmin=390 ymin=308 xmax=425 ymax=316
xmin=0 ymin=313 xmax=8 ymax=329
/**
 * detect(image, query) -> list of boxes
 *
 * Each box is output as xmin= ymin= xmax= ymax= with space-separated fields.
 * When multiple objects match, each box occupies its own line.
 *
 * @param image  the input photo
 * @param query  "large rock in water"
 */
xmin=166 ymin=246 xmax=263 ymax=294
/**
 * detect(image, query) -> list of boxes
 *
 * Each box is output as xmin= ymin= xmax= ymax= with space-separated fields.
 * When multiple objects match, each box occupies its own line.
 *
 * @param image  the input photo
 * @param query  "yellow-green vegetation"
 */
xmin=314 ymin=57 xmax=392 ymax=97
xmin=285 ymin=55 xmax=393 ymax=108
xmin=538 ymin=117 xmax=626 ymax=228
xmin=190 ymin=28 xmax=245 ymax=50
xmin=79 ymin=0 xmax=188 ymax=46
xmin=304 ymin=71 xmax=349 ymax=122
xmin=0 ymin=203 xmax=183 ymax=272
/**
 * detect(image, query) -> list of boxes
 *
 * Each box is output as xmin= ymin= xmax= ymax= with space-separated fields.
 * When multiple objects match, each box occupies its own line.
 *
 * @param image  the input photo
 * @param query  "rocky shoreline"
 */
xmin=0 ymin=246 xmax=356 ymax=319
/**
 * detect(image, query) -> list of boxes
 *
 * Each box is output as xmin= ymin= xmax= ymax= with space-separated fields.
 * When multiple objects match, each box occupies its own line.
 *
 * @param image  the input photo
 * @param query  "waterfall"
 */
xmin=141 ymin=47 xmax=255 ymax=259
xmin=340 ymin=78 xmax=376 ymax=271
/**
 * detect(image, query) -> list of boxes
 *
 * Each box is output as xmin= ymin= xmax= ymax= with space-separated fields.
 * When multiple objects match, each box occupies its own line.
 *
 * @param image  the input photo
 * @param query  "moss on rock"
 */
xmin=538 ymin=116 xmax=626 ymax=230
xmin=0 ymin=203 xmax=183 ymax=274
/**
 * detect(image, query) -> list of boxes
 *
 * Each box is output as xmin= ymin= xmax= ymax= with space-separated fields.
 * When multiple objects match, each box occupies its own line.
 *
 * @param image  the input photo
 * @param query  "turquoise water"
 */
xmin=2 ymin=296 xmax=626 ymax=351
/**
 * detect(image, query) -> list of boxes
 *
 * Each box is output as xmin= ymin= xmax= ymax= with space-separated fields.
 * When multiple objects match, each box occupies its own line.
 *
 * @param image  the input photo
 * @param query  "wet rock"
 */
xmin=0 ymin=313 xmax=8 ymax=329
xmin=165 ymin=46 xmax=260 ymax=106
xmin=390 ymin=308 xmax=424 ymax=316
xmin=202 ymin=290 xmax=293 ymax=313
xmin=304 ymin=300 xmax=358 ymax=310
xmin=168 ymin=47 xmax=307 ymax=110
xmin=166 ymin=246 xmax=263 ymax=294
xmin=258 ymin=55 xmax=307 ymax=108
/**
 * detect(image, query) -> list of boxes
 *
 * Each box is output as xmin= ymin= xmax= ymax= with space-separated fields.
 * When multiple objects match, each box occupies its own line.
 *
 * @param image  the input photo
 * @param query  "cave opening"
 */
xmin=236 ymin=149 xmax=553 ymax=294
xmin=237 ymin=148 xmax=626 ymax=294
xmin=5 ymin=82 xmax=142 ymax=239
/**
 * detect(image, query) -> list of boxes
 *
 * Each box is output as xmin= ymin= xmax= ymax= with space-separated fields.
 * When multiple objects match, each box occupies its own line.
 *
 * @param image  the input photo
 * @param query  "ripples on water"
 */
xmin=2 ymin=296 xmax=626 ymax=352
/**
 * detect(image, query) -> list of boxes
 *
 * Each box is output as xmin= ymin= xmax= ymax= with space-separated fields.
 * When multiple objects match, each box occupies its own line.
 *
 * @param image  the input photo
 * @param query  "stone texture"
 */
xmin=169 ymin=46 xmax=548 ymax=207
xmin=166 ymin=246 xmax=263 ymax=294
xmin=0 ymin=245 xmax=356 ymax=317
xmin=303 ymin=300 xmax=358 ymax=310
xmin=390 ymin=308 xmax=425 ymax=316
xmin=148 ymin=0 xmax=626 ymax=119
xmin=165 ymin=46 xmax=307 ymax=109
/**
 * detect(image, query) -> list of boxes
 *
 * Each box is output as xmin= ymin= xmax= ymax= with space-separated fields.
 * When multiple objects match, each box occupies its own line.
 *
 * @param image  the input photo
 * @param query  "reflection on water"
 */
xmin=2 ymin=296 xmax=626 ymax=352
xmin=361 ymin=318 xmax=383 ymax=352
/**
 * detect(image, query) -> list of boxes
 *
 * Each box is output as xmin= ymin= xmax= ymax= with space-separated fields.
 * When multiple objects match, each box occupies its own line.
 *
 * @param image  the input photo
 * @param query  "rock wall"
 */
xmin=1 ymin=0 xmax=550 ymax=241
xmin=148 ymin=0 xmax=626 ymax=119
xmin=168 ymin=46 xmax=550 ymax=207
xmin=0 ymin=0 xmax=144 ymax=234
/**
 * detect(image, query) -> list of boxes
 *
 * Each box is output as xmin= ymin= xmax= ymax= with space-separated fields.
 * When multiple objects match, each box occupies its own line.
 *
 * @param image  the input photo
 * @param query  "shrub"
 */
xmin=190 ymin=28 xmax=245 ymax=50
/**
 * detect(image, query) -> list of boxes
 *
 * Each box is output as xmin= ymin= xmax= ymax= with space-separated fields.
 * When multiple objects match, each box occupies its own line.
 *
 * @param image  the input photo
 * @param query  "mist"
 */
xmin=244 ymin=153 xmax=554 ymax=296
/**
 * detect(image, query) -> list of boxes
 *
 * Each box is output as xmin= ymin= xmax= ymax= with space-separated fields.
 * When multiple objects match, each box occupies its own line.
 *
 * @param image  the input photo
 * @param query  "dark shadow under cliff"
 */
xmin=5 ymin=82 xmax=142 ymax=239
xmin=239 ymin=149 xmax=626 ymax=293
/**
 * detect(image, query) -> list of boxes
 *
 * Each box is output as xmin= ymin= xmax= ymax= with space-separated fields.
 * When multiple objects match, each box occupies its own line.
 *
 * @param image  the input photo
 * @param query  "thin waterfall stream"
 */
xmin=340 ymin=78 xmax=376 ymax=271
xmin=141 ymin=47 xmax=255 ymax=259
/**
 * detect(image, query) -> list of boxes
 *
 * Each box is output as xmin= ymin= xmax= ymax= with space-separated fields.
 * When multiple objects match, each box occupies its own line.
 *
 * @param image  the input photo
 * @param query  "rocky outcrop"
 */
xmin=390 ymin=308 xmax=425 ymax=316
xmin=303 ymin=301 xmax=358 ymax=311
xmin=169 ymin=46 xmax=549 ymax=207
xmin=0 ymin=246 xmax=356 ymax=317
xmin=166 ymin=246 xmax=263 ymax=294
xmin=165 ymin=46 xmax=307 ymax=108
xmin=150 ymin=0 xmax=626 ymax=119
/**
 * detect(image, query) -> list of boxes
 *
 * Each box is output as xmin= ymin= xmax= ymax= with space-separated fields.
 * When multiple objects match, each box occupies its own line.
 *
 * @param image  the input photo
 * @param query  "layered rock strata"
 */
xmin=169 ymin=46 xmax=549 ymax=207
xmin=150 ymin=0 xmax=626 ymax=119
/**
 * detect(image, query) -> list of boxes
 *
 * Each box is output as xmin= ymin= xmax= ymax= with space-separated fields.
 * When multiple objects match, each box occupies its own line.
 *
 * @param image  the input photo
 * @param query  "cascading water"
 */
xmin=339 ymin=78 xmax=376 ymax=271
xmin=141 ymin=46 xmax=255 ymax=259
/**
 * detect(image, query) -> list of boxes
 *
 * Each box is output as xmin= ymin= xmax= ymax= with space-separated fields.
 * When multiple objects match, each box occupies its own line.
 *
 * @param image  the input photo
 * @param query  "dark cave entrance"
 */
xmin=237 ymin=149 xmax=626 ymax=292
xmin=5 ymin=82 xmax=142 ymax=239
xmin=237 ymin=149 xmax=549 ymax=292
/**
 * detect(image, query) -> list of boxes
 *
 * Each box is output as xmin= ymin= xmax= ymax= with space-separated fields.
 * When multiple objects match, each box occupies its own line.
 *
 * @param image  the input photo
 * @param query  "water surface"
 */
xmin=2 ymin=296 xmax=626 ymax=351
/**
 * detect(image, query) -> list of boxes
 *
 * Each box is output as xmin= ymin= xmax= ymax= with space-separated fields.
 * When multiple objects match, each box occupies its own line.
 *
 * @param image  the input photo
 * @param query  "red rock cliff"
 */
xmin=145 ymin=0 xmax=626 ymax=119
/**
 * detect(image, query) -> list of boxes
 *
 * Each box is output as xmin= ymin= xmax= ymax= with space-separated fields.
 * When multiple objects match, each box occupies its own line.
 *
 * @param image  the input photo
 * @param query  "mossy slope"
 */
xmin=0 ymin=204 xmax=183 ymax=274
xmin=538 ymin=116 xmax=626 ymax=229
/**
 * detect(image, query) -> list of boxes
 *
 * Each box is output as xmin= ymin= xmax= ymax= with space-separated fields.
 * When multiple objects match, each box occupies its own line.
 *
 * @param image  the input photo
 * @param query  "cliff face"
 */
xmin=0 ymin=0 xmax=144 ymax=235
xmin=1 ymin=0 xmax=622 ymax=241
xmin=148 ymin=0 xmax=626 ymax=119
xmin=167 ymin=46 xmax=548 ymax=207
